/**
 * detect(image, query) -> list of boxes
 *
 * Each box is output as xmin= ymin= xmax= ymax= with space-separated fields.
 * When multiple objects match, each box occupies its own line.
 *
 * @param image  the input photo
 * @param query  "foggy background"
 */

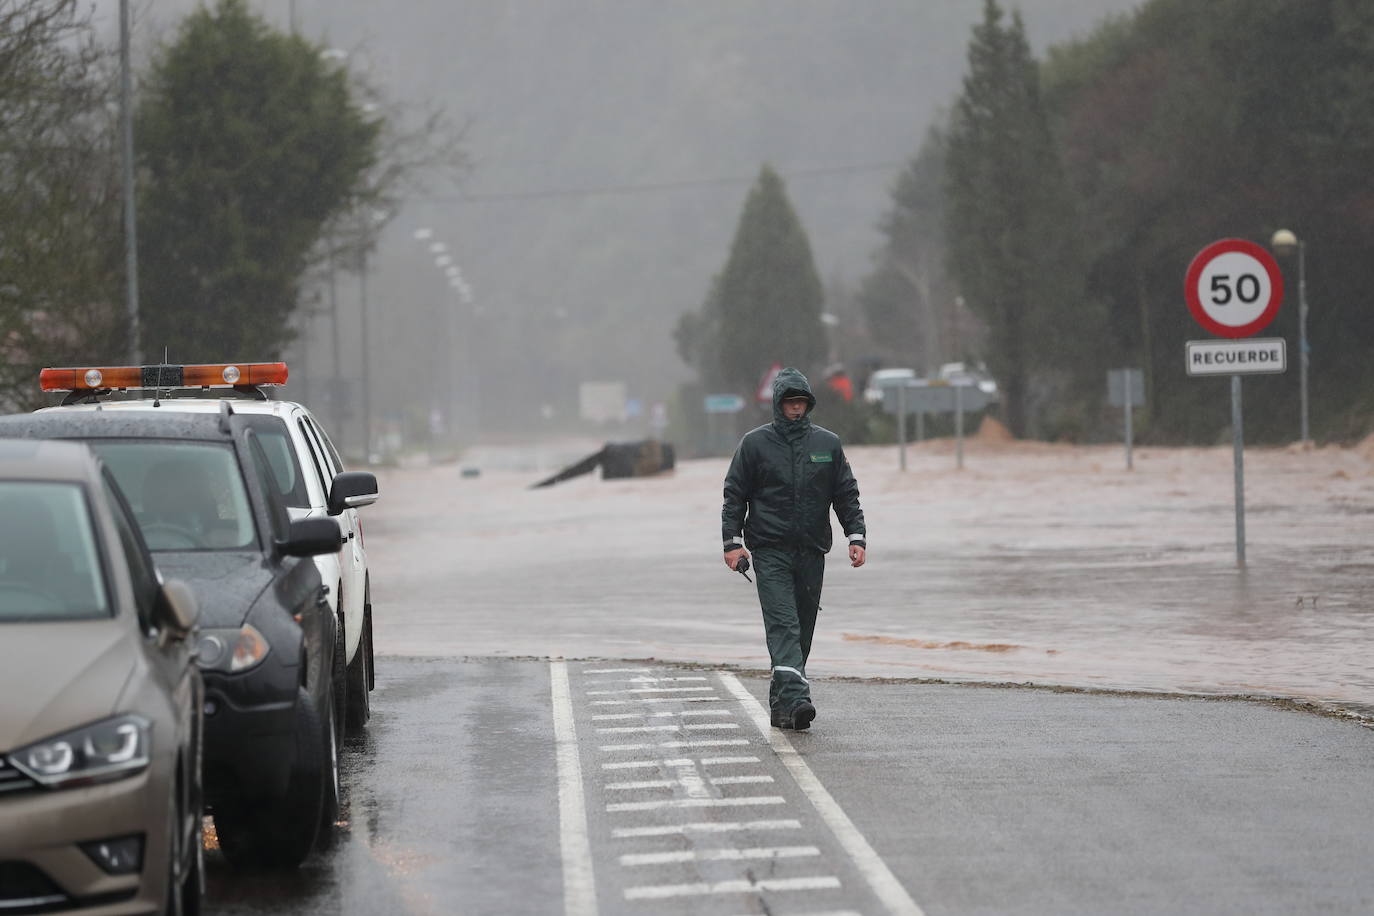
xmin=100 ymin=0 xmax=1141 ymax=450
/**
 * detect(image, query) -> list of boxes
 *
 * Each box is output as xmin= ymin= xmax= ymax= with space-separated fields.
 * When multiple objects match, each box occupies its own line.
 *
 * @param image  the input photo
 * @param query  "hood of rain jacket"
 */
xmin=722 ymin=368 xmax=865 ymax=553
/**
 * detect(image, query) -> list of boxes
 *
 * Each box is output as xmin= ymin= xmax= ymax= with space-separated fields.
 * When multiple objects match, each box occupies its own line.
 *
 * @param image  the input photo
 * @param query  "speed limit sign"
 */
xmin=1185 ymin=238 xmax=1284 ymax=338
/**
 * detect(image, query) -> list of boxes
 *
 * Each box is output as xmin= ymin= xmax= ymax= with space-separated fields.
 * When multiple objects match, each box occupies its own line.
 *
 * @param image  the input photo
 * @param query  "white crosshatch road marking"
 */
xmin=585 ymin=686 xmax=717 ymax=695
xmin=590 ymin=696 xmax=723 ymax=705
xmin=623 ymin=875 xmax=842 ymax=900
xmin=585 ymin=676 xmax=709 ymax=684
xmin=564 ymin=663 xmax=921 ymax=916
xmin=610 ymin=819 xmax=802 ymax=839
xmin=619 ymin=845 xmax=821 ymax=867
xmin=599 ymin=738 xmax=750 ymax=752
xmin=605 ymin=795 xmax=786 ymax=813
xmin=595 ymin=722 xmax=741 ymax=734
xmin=720 ymin=671 xmax=927 ymax=916
xmin=591 ymin=709 xmax=732 ymax=721
xmin=604 ymin=774 xmax=774 ymax=791
xmin=600 ymin=755 xmax=760 ymax=771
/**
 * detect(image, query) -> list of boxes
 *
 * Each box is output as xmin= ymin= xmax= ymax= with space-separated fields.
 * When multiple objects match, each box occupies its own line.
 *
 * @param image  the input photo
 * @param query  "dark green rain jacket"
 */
xmin=722 ymin=367 xmax=865 ymax=554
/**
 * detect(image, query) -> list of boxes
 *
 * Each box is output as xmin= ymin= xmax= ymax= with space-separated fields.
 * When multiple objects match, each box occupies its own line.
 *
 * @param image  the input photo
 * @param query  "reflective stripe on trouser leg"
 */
xmin=753 ymin=547 xmax=825 ymax=713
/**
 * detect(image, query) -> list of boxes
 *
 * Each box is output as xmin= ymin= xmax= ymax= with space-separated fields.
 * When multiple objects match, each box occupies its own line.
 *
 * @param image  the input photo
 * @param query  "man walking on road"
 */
xmin=722 ymin=367 xmax=866 ymax=730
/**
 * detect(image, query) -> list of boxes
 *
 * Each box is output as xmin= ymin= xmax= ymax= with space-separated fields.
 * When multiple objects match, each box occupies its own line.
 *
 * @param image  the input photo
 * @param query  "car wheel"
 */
xmin=316 ymin=671 xmax=342 ymax=849
xmin=345 ymin=606 xmax=372 ymax=733
xmin=164 ymin=781 xmax=202 ymax=915
xmin=180 ymin=810 xmax=203 ymax=916
xmin=332 ymin=606 xmax=347 ymax=738
xmin=213 ymin=686 xmax=324 ymax=869
xmin=365 ymin=593 xmax=375 ymax=691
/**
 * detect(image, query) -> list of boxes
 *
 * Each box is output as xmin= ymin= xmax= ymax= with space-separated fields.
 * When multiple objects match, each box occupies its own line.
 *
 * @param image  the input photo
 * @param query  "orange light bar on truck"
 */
xmin=39 ymin=362 xmax=288 ymax=392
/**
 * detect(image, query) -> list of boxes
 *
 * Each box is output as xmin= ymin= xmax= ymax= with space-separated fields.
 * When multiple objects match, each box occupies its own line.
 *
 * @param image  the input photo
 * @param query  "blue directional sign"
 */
xmin=704 ymin=394 xmax=746 ymax=414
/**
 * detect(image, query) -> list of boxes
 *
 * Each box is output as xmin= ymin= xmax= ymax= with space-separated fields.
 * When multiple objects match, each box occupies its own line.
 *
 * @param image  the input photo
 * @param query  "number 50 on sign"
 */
xmin=1184 ymin=238 xmax=1284 ymax=339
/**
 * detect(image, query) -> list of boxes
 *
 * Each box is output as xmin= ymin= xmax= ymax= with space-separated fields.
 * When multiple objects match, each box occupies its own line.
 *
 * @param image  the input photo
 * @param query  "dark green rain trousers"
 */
xmin=721 ymin=368 xmax=866 ymax=716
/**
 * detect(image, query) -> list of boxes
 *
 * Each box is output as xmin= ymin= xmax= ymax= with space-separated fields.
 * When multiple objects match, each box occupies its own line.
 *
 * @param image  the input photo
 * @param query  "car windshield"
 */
xmin=89 ymin=441 xmax=257 ymax=551
xmin=0 ymin=481 xmax=110 ymax=622
xmin=242 ymin=415 xmax=310 ymax=509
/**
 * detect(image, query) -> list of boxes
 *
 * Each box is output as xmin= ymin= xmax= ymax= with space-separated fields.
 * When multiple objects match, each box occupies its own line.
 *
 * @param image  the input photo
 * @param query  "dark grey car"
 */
xmin=0 ymin=406 xmax=347 ymax=868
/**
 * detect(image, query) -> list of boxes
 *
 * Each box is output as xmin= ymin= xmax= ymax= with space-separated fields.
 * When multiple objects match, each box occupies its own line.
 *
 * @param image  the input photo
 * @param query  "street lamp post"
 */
xmin=1271 ymin=229 xmax=1309 ymax=443
xmin=413 ymin=228 xmax=479 ymax=446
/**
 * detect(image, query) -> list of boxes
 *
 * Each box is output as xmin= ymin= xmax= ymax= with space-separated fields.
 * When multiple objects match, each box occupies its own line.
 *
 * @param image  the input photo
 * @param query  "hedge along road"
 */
xmin=203 ymin=658 xmax=1374 ymax=915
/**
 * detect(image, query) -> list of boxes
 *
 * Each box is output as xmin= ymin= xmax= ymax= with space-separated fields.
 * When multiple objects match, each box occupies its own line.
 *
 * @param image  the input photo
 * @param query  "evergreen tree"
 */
xmin=859 ymin=125 xmax=976 ymax=375
xmin=135 ymin=0 xmax=380 ymax=362
xmin=944 ymin=0 xmax=1097 ymax=437
xmin=677 ymin=165 xmax=828 ymax=398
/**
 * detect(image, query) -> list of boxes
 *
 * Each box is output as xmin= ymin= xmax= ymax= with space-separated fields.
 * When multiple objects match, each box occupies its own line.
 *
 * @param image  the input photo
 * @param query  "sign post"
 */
xmin=954 ymin=383 xmax=965 ymax=470
xmin=1107 ymin=368 xmax=1145 ymax=469
xmin=883 ymin=379 xmax=992 ymax=470
xmin=704 ymin=394 xmax=746 ymax=457
xmin=1184 ymin=238 xmax=1285 ymax=569
xmin=896 ymin=383 xmax=908 ymax=471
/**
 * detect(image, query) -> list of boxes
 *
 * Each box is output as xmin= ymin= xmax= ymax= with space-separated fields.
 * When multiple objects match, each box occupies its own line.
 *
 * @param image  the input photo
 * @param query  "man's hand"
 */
xmin=849 ymin=545 xmax=866 ymax=568
xmin=724 ymin=547 xmax=750 ymax=571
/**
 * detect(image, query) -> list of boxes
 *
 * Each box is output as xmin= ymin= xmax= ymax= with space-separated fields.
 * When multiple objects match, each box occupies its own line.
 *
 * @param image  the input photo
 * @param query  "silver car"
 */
xmin=0 ymin=438 xmax=203 ymax=914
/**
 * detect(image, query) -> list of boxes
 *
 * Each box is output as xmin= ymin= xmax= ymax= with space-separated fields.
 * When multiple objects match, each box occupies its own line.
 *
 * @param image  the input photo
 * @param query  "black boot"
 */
xmin=789 ymin=700 xmax=816 ymax=731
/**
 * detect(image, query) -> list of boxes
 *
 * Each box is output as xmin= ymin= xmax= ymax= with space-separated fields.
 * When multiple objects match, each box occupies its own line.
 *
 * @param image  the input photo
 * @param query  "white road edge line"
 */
xmin=719 ymin=671 xmax=927 ymax=916
xmin=549 ymin=661 xmax=598 ymax=916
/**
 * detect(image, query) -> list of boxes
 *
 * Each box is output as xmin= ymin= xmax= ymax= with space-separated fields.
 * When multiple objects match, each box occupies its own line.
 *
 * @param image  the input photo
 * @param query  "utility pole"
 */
xmin=119 ymin=0 xmax=140 ymax=363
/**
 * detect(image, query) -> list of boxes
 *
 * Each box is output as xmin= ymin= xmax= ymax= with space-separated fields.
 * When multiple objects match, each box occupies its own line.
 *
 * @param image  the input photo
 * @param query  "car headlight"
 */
xmin=8 ymin=715 xmax=150 ymax=789
xmin=230 ymin=624 xmax=270 ymax=672
xmin=195 ymin=624 xmax=270 ymax=673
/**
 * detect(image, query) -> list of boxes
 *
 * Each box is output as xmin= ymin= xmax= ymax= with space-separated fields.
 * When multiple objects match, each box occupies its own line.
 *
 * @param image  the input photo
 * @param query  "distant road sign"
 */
xmin=881 ymin=379 xmax=993 ymax=415
xmin=1185 ymin=238 xmax=1284 ymax=338
xmin=1107 ymin=368 xmax=1145 ymax=407
xmin=704 ymin=394 xmax=746 ymax=414
xmin=1186 ymin=338 xmax=1287 ymax=376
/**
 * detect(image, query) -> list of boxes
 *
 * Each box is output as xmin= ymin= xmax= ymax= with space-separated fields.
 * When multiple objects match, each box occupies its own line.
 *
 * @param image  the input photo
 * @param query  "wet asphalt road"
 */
xmin=205 ymin=657 xmax=1374 ymax=915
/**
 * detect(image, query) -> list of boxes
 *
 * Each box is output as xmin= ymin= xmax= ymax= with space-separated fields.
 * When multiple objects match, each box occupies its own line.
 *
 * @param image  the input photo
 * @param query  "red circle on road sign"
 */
xmin=1184 ymin=238 xmax=1284 ymax=338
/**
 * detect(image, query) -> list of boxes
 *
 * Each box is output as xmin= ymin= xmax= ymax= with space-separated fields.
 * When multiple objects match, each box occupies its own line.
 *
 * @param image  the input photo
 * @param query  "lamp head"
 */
xmin=1271 ymin=228 xmax=1299 ymax=256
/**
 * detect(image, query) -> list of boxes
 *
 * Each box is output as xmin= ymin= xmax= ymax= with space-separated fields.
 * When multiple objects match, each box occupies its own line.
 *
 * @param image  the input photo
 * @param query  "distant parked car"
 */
xmin=937 ymin=361 xmax=999 ymax=398
xmin=0 ymin=396 xmax=350 ymax=869
xmin=0 ymin=438 xmax=204 ymax=913
xmin=862 ymin=367 xmax=916 ymax=404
